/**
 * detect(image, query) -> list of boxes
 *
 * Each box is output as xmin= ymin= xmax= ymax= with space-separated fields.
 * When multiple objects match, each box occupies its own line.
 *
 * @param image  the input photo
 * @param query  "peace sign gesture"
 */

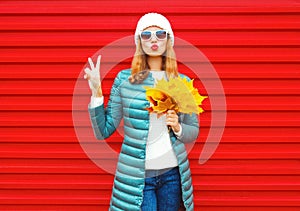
xmin=84 ymin=55 xmax=103 ymax=97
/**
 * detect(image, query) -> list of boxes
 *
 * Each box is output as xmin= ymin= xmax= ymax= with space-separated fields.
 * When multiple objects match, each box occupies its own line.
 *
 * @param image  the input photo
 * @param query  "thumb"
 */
xmin=84 ymin=73 xmax=90 ymax=80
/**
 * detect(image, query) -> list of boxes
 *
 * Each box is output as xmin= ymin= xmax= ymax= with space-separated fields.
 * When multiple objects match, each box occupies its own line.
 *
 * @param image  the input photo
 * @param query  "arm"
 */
xmin=166 ymin=110 xmax=199 ymax=143
xmin=88 ymin=72 xmax=123 ymax=140
xmin=84 ymin=55 xmax=123 ymax=140
xmin=177 ymin=112 xmax=199 ymax=143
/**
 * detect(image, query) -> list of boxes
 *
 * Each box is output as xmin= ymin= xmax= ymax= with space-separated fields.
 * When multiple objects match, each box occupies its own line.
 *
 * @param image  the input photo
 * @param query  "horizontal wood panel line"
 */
xmin=1 ymin=31 xmax=299 ymax=47
xmin=0 ymin=150 xmax=299 ymax=159
xmin=1 ymin=15 xmax=300 ymax=30
xmin=0 ymin=186 xmax=299 ymax=191
xmin=0 ymin=95 xmax=300 ymax=112
xmin=1 ymin=28 xmax=300 ymax=32
xmin=0 ymin=47 xmax=299 ymax=63
xmin=0 ymin=207 xmax=289 ymax=211
xmin=1 ymin=1 xmax=300 ymax=14
xmin=1 ymin=63 xmax=299 ymax=79
xmin=1 ymin=127 xmax=299 ymax=143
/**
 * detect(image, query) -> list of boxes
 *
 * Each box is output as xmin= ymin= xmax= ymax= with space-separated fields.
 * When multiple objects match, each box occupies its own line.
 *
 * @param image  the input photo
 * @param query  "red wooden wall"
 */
xmin=1 ymin=0 xmax=300 ymax=210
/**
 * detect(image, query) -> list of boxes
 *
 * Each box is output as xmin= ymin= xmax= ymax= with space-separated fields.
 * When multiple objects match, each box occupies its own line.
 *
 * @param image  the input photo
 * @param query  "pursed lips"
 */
xmin=151 ymin=44 xmax=158 ymax=50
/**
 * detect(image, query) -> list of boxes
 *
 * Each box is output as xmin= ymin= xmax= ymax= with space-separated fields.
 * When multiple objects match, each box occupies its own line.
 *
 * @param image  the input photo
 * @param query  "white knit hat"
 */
xmin=134 ymin=13 xmax=174 ymax=46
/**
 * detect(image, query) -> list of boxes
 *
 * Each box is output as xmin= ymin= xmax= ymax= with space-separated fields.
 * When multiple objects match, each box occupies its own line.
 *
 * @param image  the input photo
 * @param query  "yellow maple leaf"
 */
xmin=144 ymin=76 xmax=207 ymax=116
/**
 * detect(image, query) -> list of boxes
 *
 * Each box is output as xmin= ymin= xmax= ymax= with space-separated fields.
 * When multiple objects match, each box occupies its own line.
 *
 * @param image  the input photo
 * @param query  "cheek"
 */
xmin=161 ymin=43 xmax=167 ymax=52
xmin=159 ymin=41 xmax=167 ymax=52
xmin=141 ymin=42 xmax=150 ymax=53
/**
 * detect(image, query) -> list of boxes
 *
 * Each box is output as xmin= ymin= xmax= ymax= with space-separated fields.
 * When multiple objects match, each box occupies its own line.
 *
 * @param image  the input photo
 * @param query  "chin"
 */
xmin=147 ymin=53 xmax=162 ymax=57
xmin=146 ymin=50 xmax=165 ymax=57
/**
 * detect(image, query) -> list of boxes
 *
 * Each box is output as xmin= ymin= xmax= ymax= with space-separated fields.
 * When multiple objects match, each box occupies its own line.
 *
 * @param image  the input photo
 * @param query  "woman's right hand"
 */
xmin=84 ymin=55 xmax=103 ymax=97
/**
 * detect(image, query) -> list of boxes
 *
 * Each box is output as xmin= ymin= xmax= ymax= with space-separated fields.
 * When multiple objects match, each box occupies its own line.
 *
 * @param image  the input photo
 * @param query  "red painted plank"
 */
xmin=0 ymin=47 xmax=299 ymax=63
xmin=1 ymin=95 xmax=300 ymax=111
xmin=0 ymin=173 xmax=299 ymax=191
xmin=1 ymin=63 xmax=299 ymax=79
xmin=0 ymin=110 xmax=300 ymax=127
xmin=197 ymin=190 xmax=300 ymax=206
xmin=210 ymin=63 xmax=300 ymax=79
xmin=0 ymin=142 xmax=299 ymax=159
xmin=1 ymin=79 xmax=299 ymax=95
xmin=0 ymin=158 xmax=299 ymax=175
xmin=0 ymin=158 xmax=103 ymax=174
xmin=0 ymin=205 xmax=298 ymax=211
xmin=0 ymin=205 xmax=109 ymax=211
xmin=1 ymin=15 xmax=300 ymax=31
xmin=1 ymin=1 xmax=299 ymax=14
xmin=0 ymin=96 xmax=73 ymax=111
xmin=0 ymin=173 xmax=113 ymax=189
xmin=204 ymin=127 xmax=300 ymax=143
xmin=0 ymin=127 xmax=77 ymax=143
xmin=193 ymin=175 xmax=300 ymax=190
xmin=0 ymin=189 xmax=299 ymax=206
xmin=192 ymin=159 xmax=300 ymax=175
xmin=0 ymin=189 xmax=107 ymax=204
xmin=195 ymin=145 xmax=300 ymax=159
xmin=1 ymin=127 xmax=299 ymax=144
xmin=202 ymin=208 xmax=300 ymax=211
xmin=1 ymin=31 xmax=299 ymax=47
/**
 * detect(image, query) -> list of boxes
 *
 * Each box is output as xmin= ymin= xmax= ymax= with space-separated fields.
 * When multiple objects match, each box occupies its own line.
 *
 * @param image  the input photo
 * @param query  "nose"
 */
xmin=150 ymin=32 xmax=158 ymax=42
xmin=150 ymin=36 xmax=157 ymax=43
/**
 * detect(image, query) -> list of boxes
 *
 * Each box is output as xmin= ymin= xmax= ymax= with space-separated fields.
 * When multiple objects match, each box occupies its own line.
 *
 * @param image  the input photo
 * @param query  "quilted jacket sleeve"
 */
xmin=176 ymin=73 xmax=200 ymax=143
xmin=88 ymin=72 xmax=123 ymax=140
xmin=177 ymin=112 xmax=199 ymax=143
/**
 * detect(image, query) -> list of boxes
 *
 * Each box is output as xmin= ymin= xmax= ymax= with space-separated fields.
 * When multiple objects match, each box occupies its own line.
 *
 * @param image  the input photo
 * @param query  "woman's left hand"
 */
xmin=166 ymin=110 xmax=181 ymax=133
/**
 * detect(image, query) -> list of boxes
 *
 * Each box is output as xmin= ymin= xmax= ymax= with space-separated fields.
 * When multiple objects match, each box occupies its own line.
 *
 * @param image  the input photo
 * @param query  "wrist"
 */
xmin=173 ymin=124 xmax=182 ymax=137
xmin=92 ymin=86 xmax=103 ymax=97
xmin=173 ymin=124 xmax=181 ymax=133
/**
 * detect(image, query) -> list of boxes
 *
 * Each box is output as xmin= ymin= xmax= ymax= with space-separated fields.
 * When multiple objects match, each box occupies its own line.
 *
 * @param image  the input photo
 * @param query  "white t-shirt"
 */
xmin=145 ymin=71 xmax=178 ymax=169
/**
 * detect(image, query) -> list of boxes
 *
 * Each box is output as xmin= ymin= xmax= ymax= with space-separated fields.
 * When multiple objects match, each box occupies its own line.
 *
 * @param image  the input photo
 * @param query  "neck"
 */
xmin=147 ymin=56 xmax=163 ymax=71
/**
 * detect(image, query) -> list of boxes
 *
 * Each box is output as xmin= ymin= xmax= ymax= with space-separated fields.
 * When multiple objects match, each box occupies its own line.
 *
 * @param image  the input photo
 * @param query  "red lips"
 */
xmin=151 ymin=44 xmax=158 ymax=50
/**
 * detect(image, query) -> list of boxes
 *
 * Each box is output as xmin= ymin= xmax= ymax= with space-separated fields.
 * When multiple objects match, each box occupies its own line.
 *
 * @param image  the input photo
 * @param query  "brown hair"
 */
xmin=129 ymin=36 xmax=178 ymax=84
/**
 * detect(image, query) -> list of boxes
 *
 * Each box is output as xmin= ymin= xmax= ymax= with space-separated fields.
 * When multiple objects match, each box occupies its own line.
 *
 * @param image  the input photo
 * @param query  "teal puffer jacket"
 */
xmin=88 ymin=69 xmax=199 ymax=211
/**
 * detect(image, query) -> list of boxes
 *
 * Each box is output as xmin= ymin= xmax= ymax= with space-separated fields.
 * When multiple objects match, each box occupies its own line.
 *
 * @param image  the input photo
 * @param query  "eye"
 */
xmin=156 ymin=30 xmax=167 ymax=39
xmin=140 ymin=31 xmax=152 ymax=40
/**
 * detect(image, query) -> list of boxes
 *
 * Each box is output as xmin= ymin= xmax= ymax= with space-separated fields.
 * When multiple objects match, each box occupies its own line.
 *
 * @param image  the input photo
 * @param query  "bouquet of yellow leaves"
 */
xmin=144 ymin=76 xmax=207 ymax=117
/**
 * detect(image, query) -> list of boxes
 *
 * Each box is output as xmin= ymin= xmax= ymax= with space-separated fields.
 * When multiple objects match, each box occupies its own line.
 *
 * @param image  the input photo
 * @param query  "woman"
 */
xmin=84 ymin=13 xmax=199 ymax=211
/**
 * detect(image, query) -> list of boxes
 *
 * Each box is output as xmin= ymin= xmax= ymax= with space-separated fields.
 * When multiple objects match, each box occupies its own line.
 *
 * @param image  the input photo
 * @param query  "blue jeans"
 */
xmin=141 ymin=167 xmax=182 ymax=211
